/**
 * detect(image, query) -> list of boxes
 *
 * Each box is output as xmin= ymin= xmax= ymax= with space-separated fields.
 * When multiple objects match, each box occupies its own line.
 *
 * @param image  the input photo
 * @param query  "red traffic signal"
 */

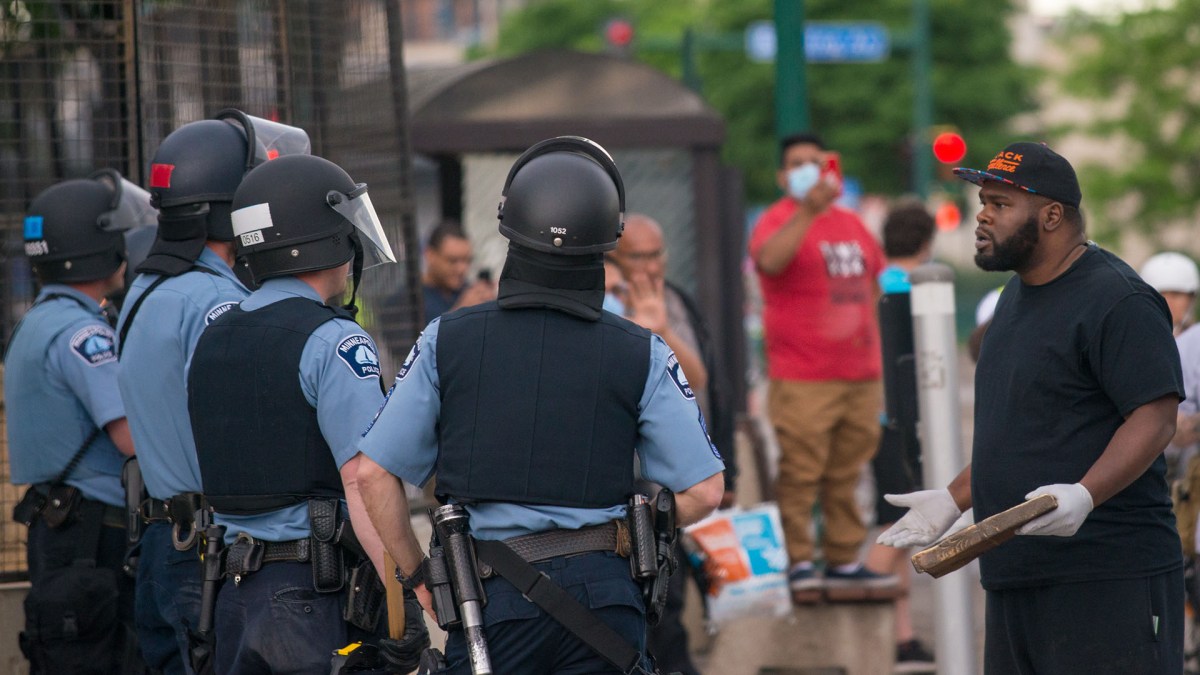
xmin=932 ymin=132 xmax=967 ymax=164
xmin=605 ymin=18 xmax=634 ymax=48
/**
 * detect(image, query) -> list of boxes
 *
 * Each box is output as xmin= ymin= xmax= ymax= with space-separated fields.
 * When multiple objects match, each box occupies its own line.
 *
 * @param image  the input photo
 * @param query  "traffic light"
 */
xmin=932 ymin=131 xmax=967 ymax=164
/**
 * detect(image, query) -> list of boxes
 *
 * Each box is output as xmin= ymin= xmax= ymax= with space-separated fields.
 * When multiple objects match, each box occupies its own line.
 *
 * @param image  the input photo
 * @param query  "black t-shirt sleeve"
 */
xmin=1088 ymin=291 xmax=1184 ymax=417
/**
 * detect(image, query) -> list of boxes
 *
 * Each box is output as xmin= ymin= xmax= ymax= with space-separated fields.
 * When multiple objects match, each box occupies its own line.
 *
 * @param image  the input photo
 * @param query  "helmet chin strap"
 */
xmin=342 ymin=236 xmax=364 ymax=318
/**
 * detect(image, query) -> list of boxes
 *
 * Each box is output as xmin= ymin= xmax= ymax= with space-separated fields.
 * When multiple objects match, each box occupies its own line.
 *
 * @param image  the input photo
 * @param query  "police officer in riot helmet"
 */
xmin=186 ymin=153 xmax=427 ymax=673
xmin=6 ymin=171 xmax=149 ymax=674
xmin=356 ymin=136 xmax=725 ymax=674
xmin=117 ymin=109 xmax=308 ymax=675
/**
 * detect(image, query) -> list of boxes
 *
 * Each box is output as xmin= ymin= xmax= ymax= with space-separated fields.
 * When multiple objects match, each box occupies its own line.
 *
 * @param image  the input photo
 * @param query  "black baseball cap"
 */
xmin=953 ymin=142 xmax=1081 ymax=209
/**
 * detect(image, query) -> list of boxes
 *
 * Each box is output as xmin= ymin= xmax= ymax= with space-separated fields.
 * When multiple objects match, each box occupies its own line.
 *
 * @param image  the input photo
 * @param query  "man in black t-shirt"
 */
xmin=878 ymin=142 xmax=1185 ymax=674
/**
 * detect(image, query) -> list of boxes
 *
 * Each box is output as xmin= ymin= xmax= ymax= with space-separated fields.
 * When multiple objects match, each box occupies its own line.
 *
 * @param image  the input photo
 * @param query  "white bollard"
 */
xmin=909 ymin=262 xmax=977 ymax=675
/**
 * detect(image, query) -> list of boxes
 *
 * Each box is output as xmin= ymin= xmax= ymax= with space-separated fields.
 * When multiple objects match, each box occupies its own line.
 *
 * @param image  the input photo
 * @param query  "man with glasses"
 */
xmin=421 ymin=219 xmax=494 ymax=321
xmin=611 ymin=214 xmax=709 ymax=405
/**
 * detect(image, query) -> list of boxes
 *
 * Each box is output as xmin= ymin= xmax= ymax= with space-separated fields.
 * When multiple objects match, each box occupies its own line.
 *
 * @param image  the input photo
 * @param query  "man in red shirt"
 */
xmin=750 ymin=132 xmax=896 ymax=602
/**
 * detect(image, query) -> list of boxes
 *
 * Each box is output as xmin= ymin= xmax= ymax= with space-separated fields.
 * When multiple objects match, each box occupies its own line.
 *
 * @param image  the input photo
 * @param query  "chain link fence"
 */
xmin=0 ymin=0 xmax=422 ymax=581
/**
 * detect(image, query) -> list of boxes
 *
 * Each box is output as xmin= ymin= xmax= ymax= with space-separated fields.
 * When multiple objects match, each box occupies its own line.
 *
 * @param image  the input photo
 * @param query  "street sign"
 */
xmin=805 ymin=22 xmax=890 ymax=62
xmin=745 ymin=21 xmax=891 ymax=64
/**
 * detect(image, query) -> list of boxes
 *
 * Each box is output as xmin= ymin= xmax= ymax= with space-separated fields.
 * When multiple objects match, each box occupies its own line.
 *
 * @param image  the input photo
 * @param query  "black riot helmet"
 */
xmin=140 ymin=109 xmax=309 ymax=276
xmin=25 ymin=169 xmax=153 ymax=285
xmin=231 ymin=154 xmax=395 ymax=312
xmin=498 ymin=136 xmax=625 ymax=255
xmin=24 ymin=169 xmax=153 ymax=284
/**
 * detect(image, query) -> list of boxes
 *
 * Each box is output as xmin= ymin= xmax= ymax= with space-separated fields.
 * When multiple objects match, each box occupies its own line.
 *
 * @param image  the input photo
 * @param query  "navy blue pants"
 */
xmin=25 ymin=500 xmax=140 ymax=673
xmin=438 ymin=551 xmax=653 ymax=675
xmin=214 ymin=560 xmax=383 ymax=674
xmin=647 ymin=544 xmax=699 ymax=675
xmin=134 ymin=522 xmax=203 ymax=675
xmin=984 ymin=567 xmax=1184 ymax=675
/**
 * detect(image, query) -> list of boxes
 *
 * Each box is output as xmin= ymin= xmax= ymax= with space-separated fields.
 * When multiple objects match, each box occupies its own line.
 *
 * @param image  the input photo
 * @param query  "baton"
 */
xmin=197 ymin=524 xmax=226 ymax=636
xmin=432 ymin=505 xmax=492 ymax=675
xmin=383 ymin=551 xmax=405 ymax=640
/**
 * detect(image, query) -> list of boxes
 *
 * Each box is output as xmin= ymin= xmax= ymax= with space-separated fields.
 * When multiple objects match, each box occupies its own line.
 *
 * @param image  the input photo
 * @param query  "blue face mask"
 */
xmin=603 ymin=292 xmax=626 ymax=316
xmin=786 ymin=162 xmax=821 ymax=200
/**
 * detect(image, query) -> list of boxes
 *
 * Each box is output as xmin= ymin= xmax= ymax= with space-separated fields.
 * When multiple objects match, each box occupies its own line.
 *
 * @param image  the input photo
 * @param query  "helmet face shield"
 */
xmin=90 ymin=170 xmax=157 ymax=233
xmin=327 ymin=184 xmax=396 ymax=269
xmin=215 ymin=109 xmax=311 ymax=168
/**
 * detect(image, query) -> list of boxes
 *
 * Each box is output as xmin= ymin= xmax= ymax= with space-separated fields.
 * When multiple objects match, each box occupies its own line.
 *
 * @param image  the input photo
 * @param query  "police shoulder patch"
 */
xmin=666 ymin=352 xmax=695 ymax=400
xmin=396 ymin=335 xmax=422 ymax=381
xmin=69 ymin=324 xmax=117 ymax=366
xmin=336 ymin=334 xmax=380 ymax=380
xmin=204 ymin=301 xmax=238 ymax=325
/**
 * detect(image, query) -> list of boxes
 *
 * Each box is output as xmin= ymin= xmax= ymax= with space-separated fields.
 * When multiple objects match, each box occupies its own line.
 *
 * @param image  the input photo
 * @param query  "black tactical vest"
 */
xmin=188 ymin=297 xmax=347 ymax=515
xmin=435 ymin=302 xmax=651 ymax=508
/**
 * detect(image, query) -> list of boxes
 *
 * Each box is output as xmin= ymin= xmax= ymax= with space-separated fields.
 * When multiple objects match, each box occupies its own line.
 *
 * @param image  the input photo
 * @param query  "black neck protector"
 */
xmin=497 ymin=243 xmax=604 ymax=321
xmin=138 ymin=203 xmax=231 ymax=277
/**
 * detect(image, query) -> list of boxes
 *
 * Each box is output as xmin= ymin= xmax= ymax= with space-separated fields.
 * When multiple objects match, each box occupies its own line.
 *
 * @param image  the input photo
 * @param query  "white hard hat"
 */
xmin=1141 ymin=252 xmax=1200 ymax=294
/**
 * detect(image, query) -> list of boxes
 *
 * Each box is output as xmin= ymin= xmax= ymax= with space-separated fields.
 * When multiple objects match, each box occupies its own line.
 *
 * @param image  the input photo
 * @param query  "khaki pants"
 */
xmin=769 ymin=378 xmax=882 ymax=566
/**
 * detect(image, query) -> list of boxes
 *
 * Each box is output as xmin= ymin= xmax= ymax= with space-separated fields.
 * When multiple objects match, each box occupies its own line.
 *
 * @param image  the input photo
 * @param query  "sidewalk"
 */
xmin=684 ymin=348 xmax=985 ymax=674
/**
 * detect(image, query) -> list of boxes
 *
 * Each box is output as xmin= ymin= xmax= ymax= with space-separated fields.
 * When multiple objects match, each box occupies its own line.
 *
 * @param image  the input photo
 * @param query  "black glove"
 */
xmin=415 ymin=648 xmax=447 ymax=675
xmin=378 ymin=588 xmax=431 ymax=674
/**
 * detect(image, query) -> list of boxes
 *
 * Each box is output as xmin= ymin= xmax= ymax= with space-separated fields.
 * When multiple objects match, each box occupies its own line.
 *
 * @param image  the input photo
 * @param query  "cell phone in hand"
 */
xmin=822 ymin=152 xmax=843 ymax=197
xmin=477 ymin=269 xmax=492 ymax=283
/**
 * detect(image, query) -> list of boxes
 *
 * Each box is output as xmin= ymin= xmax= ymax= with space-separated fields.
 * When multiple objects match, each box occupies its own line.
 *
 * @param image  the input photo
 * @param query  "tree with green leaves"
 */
xmin=1059 ymin=1 xmax=1200 ymax=241
xmin=482 ymin=0 xmax=1034 ymax=204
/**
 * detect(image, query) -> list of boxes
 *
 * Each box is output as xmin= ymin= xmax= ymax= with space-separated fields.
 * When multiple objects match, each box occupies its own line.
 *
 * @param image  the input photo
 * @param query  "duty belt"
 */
xmin=140 ymin=492 xmax=210 ymax=551
xmin=222 ymin=533 xmax=311 ymax=584
xmin=32 ymin=483 xmax=124 ymax=529
xmin=480 ymin=521 xmax=629 ymax=578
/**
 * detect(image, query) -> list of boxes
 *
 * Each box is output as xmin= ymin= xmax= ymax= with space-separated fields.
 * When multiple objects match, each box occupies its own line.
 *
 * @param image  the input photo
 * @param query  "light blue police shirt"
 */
xmin=117 ymin=247 xmax=249 ymax=500
xmin=4 ymin=285 xmax=126 ymax=506
xmin=214 ymin=277 xmax=384 ymax=543
xmin=358 ymin=312 xmax=727 ymax=541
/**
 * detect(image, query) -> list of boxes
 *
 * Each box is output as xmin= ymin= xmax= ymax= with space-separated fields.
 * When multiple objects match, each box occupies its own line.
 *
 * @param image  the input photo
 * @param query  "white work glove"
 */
xmin=876 ymin=488 xmax=962 ymax=548
xmin=1017 ymin=483 xmax=1094 ymax=537
xmin=942 ymin=508 xmax=974 ymax=540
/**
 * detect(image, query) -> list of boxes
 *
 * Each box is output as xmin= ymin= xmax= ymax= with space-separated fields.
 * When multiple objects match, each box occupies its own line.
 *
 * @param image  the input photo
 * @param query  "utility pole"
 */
xmin=774 ymin=0 xmax=809 ymax=142
xmin=912 ymin=0 xmax=933 ymax=198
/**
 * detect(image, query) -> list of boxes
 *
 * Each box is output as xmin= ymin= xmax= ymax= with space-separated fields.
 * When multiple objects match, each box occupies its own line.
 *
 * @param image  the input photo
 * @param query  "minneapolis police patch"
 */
xmin=666 ymin=352 xmax=694 ymax=400
xmin=69 ymin=325 xmax=117 ymax=366
xmin=337 ymin=334 xmax=380 ymax=379
xmin=204 ymin=302 xmax=238 ymax=325
xmin=396 ymin=336 xmax=422 ymax=381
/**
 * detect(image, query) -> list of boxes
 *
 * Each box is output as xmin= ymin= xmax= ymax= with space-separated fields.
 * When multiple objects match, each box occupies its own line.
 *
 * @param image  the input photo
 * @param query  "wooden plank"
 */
xmin=912 ymin=494 xmax=1058 ymax=578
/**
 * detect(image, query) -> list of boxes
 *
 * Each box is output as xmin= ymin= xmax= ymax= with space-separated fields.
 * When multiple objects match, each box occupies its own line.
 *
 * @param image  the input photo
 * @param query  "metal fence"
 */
xmin=0 ymin=0 xmax=422 ymax=581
